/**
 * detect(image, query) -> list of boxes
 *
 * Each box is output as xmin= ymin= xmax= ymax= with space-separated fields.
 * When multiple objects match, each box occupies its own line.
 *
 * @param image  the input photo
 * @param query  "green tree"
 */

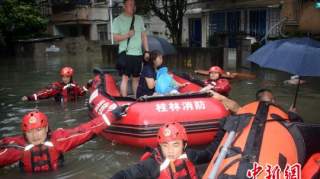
xmin=0 ymin=0 xmax=48 ymax=46
xmin=149 ymin=0 xmax=187 ymax=46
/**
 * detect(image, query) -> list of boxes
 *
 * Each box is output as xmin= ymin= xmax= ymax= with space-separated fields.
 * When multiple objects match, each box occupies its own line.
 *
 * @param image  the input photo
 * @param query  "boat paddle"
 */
xmin=208 ymin=113 xmax=252 ymax=179
xmin=194 ymin=69 xmax=256 ymax=80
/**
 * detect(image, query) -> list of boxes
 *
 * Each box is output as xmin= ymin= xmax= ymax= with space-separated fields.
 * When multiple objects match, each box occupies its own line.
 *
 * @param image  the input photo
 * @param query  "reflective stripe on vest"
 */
xmin=160 ymin=153 xmax=187 ymax=171
xmin=22 ymin=141 xmax=58 ymax=172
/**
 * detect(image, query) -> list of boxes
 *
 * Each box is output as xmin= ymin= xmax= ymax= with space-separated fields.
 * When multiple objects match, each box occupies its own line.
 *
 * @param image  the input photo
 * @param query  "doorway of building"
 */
xmin=189 ymin=18 xmax=202 ymax=47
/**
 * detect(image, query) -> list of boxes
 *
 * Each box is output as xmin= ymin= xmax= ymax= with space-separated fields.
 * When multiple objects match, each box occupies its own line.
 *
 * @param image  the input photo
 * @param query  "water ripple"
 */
xmin=0 ymin=117 xmax=20 ymax=124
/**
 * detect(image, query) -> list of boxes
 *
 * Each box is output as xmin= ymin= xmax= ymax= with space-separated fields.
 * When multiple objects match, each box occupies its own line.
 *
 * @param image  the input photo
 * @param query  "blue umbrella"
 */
xmin=248 ymin=37 xmax=320 ymax=107
xmin=147 ymin=35 xmax=176 ymax=55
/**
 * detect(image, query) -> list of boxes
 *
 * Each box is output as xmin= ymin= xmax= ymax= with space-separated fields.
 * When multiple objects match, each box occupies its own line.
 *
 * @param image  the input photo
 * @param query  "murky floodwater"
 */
xmin=0 ymin=53 xmax=319 ymax=178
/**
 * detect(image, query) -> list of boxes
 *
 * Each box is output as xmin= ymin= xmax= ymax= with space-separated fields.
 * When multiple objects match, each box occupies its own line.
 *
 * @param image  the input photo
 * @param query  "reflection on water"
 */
xmin=0 ymin=54 xmax=319 ymax=178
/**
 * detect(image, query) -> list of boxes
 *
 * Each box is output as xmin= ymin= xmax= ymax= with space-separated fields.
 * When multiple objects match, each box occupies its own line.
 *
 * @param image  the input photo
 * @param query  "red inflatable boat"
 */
xmin=88 ymin=69 xmax=229 ymax=147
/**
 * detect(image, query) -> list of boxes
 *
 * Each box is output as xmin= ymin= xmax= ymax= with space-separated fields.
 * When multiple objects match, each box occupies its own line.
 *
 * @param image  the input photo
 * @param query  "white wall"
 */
xmin=90 ymin=23 xmax=98 ymax=40
xmin=182 ymin=15 xmax=189 ymax=46
xmin=89 ymin=7 xmax=109 ymax=21
xmin=182 ymin=13 xmax=208 ymax=47
xmin=89 ymin=7 xmax=109 ymax=41
xmin=52 ymin=25 xmax=61 ymax=36
xmin=145 ymin=16 xmax=170 ymax=41
xmin=201 ymin=13 xmax=208 ymax=47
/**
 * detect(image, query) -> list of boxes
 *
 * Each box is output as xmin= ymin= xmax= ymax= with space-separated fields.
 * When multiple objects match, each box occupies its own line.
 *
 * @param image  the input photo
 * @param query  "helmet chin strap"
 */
xmin=24 ymin=141 xmax=54 ymax=151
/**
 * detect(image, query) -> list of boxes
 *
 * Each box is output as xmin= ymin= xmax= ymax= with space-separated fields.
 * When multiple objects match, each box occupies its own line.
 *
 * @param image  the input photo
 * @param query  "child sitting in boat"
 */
xmin=111 ymin=122 xmax=221 ymax=178
xmin=200 ymin=66 xmax=231 ymax=96
xmin=155 ymin=66 xmax=188 ymax=95
xmin=21 ymin=67 xmax=88 ymax=103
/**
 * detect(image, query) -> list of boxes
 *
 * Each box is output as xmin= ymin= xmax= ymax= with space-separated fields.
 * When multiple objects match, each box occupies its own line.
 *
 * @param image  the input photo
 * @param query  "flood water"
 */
xmin=0 ymin=53 xmax=319 ymax=178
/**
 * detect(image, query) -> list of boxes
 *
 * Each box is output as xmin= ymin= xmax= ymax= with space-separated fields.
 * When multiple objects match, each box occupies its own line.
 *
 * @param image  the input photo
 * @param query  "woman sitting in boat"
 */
xmin=111 ymin=122 xmax=223 ymax=178
xmin=136 ymin=50 xmax=163 ymax=98
xmin=155 ymin=66 xmax=189 ymax=95
xmin=200 ymin=66 xmax=231 ymax=96
xmin=21 ymin=67 xmax=88 ymax=103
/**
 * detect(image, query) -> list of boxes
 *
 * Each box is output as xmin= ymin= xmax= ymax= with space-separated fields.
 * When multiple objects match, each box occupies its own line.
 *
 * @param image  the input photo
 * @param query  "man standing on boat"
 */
xmin=112 ymin=0 xmax=149 ymax=97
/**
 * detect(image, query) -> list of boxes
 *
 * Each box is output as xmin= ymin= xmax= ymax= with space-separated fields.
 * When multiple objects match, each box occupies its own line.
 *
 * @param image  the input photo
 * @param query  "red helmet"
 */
xmin=209 ymin=66 xmax=224 ymax=74
xmin=21 ymin=111 xmax=48 ymax=132
xmin=60 ymin=67 xmax=74 ymax=77
xmin=157 ymin=122 xmax=188 ymax=143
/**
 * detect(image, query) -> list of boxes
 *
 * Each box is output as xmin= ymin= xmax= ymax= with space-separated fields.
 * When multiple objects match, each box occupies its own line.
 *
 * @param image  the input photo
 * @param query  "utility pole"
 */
xmin=109 ymin=0 xmax=114 ymax=44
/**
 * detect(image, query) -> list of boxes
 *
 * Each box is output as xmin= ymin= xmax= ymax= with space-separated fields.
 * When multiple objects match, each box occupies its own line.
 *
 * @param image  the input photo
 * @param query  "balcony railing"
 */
xmin=51 ymin=0 xmax=91 ymax=7
xmin=51 ymin=0 xmax=91 ymax=13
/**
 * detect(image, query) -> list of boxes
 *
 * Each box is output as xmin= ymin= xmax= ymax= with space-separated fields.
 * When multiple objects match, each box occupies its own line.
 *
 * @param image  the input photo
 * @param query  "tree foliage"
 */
xmin=0 ymin=0 xmax=48 ymax=45
xmin=149 ymin=0 xmax=187 ymax=45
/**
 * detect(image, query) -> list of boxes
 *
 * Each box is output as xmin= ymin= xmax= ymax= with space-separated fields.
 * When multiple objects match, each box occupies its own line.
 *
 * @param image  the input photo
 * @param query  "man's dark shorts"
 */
xmin=118 ymin=55 xmax=142 ymax=77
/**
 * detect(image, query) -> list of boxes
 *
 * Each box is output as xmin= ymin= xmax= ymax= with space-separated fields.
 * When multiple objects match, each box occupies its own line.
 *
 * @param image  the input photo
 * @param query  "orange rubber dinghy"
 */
xmin=202 ymin=101 xmax=305 ymax=179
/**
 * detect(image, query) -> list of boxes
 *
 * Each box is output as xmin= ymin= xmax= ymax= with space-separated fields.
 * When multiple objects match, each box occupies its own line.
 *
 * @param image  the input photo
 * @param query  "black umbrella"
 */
xmin=248 ymin=37 xmax=320 ymax=107
xmin=147 ymin=35 xmax=176 ymax=55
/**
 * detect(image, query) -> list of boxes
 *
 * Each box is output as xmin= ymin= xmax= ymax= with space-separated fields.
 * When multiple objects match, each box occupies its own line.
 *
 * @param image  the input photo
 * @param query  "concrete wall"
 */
xmin=201 ymin=13 xmax=209 ymax=47
xmin=299 ymin=2 xmax=320 ymax=34
xmin=51 ymin=6 xmax=108 ymax=22
xmin=89 ymin=6 xmax=109 ymax=21
xmin=102 ymin=45 xmax=224 ymax=71
xmin=15 ymin=36 xmax=102 ymax=58
xmin=145 ymin=16 xmax=169 ymax=40
xmin=52 ymin=25 xmax=61 ymax=36
xmin=182 ymin=16 xmax=189 ymax=46
xmin=51 ymin=7 xmax=90 ymax=22
xmin=90 ymin=23 xmax=98 ymax=40
xmin=49 ymin=6 xmax=109 ymax=41
xmin=281 ymin=0 xmax=299 ymax=24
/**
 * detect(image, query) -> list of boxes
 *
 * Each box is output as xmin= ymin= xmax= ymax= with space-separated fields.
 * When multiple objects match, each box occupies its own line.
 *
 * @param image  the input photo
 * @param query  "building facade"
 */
xmin=49 ymin=1 xmax=111 ymax=42
xmin=40 ymin=0 xmax=169 ymax=43
xmin=183 ymin=0 xmax=316 ymax=48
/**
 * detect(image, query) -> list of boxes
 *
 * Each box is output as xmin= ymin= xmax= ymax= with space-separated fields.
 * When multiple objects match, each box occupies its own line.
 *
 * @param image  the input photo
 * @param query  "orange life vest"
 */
xmin=302 ymin=153 xmax=320 ymax=179
xmin=141 ymin=148 xmax=198 ymax=179
xmin=20 ymin=141 xmax=63 ymax=172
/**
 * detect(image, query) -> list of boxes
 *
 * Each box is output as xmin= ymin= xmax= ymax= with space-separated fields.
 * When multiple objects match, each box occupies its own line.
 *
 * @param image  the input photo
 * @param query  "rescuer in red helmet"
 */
xmin=200 ymin=66 xmax=231 ymax=96
xmin=0 ymin=110 xmax=117 ymax=172
xmin=112 ymin=122 xmax=222 ymax=178
xmin=21 ymin=67 xmax=89 ymax=103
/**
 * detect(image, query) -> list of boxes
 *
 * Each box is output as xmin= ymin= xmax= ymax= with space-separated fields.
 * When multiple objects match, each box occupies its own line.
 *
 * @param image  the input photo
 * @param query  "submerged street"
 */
xmin=0 ymin=54 xmax=319 ymax=178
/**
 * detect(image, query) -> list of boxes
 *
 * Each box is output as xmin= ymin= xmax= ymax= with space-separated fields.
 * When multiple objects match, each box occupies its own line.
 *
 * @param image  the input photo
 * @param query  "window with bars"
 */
xmin=249 ymin=9 xmax=266 ymax=37
xmin=209 ymin=12 xmax=226 ymax=36
xmin=94 ymin=0 xmax=105 ymax=4
xmin=97 ymin=24 xmax=108 ymax=41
